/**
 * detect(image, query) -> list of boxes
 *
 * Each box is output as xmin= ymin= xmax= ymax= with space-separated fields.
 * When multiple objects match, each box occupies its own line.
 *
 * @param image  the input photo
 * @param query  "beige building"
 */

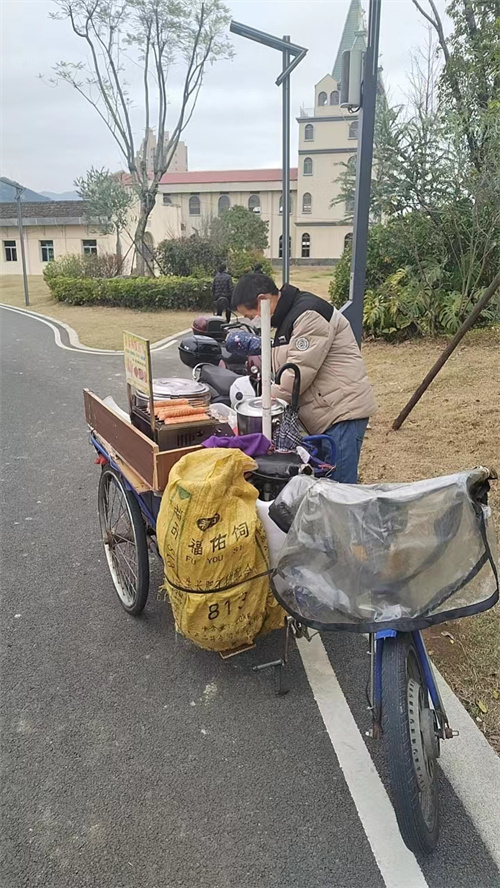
xmin=147 ymin=0 xmax=363 ymax=265
xmin=136 ymin=128 xmax=188 ymax=176
xmin=0 ymin=200 xmax=119 ymax=277
xmin=1 ymin=0 xmax=364 ymax=275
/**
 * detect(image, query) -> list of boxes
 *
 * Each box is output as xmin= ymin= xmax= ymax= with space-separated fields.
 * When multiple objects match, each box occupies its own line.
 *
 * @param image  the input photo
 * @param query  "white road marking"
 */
xmin=0 ymin=304 xmax=188 ymax=355
xmin=435 ymin=671 xmax=500 ymax=869
xmin=297 ymin=633 xmax=429 ymax=888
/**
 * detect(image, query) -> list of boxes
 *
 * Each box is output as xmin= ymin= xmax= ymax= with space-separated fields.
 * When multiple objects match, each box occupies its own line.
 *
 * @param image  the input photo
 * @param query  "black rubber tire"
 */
xmin=381 ymin=634 xmax=440 ymax=856
xmin=98 ymin=466 xmax=150 ymax=615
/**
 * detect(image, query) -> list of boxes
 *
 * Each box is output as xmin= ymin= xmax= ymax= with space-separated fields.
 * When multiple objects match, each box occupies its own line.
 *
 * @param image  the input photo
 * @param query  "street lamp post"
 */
xmin=1 ymin=176 xmax=30 ymax=306
xmin=229 ymin=21 xmax=307 ymax=286
xmin=340 ymin=0 xmax=382 ymax=344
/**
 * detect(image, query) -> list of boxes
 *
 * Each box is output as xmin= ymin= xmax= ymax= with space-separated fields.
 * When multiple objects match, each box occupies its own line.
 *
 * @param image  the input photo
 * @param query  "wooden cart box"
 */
xmin=83 ymin=389 xmax=201 ymax=493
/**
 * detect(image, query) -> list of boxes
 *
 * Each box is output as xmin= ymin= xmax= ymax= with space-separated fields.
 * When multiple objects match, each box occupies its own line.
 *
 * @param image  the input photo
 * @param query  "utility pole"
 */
xmin=282 ymin=35 xmax=291 ymax=284
xmin=229 ymin=22 xmax=307 ymax=286
xmin=1 ymin=176 xmax=30 ymax=306
xmin=340 ymin=0 xmax=382 ymax=344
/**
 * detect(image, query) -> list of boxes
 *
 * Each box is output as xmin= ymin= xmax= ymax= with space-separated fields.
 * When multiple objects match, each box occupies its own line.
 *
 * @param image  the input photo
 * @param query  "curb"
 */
xmin=0 ymin=303 xmax=190 ymax=355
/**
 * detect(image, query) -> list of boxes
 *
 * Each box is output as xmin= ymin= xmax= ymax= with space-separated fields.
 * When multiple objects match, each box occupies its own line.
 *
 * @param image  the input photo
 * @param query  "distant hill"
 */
xmin=41 ymin=190 xmax=81 ymax=201
xmin=0 ymin=181 xmax=50 ymax=203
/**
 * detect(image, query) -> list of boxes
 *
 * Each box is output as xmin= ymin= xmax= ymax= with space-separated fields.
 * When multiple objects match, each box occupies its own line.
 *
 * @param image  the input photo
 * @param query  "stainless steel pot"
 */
xmin=134 ymin=377 xmax=211 ymax=408
xmin=236 ymin=397 xmax=286 ymax=437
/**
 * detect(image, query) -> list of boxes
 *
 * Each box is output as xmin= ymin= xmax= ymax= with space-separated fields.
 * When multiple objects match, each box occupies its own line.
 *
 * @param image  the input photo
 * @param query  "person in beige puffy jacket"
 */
xmin=232 ymin=272 xmax=376 ymax=483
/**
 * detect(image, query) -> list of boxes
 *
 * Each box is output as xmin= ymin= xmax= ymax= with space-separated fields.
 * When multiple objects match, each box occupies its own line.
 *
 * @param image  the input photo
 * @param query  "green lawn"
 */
xmin=0 ymin=275 xmax=195 ymax=350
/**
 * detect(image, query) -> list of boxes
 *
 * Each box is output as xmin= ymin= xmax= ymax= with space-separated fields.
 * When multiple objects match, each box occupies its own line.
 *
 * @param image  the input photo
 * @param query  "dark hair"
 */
xmin=218 ymin=263 xmax=227 ymax=274
xmin=231 ymin=273 xmax=278 ymax=310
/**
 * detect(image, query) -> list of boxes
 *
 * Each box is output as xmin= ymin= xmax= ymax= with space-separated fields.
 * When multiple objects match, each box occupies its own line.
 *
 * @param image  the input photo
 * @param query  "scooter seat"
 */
xmin=198 ymin=364 xmax=239 ymax=397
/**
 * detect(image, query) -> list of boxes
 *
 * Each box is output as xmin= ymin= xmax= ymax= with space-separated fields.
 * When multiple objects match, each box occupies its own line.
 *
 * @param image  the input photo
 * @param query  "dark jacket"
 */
xmin=212 ymin=271 xmax=233 ymax=302
xmin=270 ymin=284 xmax=376 ymax=433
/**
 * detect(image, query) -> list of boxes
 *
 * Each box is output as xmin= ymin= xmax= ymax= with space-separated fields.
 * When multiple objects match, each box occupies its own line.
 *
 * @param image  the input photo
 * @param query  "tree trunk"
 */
xmin=133 ymin=188 xmax=157 ymax=277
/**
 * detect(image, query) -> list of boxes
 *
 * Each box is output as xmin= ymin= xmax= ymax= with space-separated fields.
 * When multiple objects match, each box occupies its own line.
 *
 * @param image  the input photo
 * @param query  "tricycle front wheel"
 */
xmin=98 ymin=466 xmax=150 ymax=615
xmin=381 ymin=633 xmax=440 ymax=856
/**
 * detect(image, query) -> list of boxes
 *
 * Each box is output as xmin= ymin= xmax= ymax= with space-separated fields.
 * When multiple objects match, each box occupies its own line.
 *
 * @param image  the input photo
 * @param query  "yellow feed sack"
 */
xmin=157 ymin=448 xmax=285 ymax=651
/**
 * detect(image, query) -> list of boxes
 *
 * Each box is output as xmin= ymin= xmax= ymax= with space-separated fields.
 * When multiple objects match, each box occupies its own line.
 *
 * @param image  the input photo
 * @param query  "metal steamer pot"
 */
xmin=134 ymin=377 xmax=211 ymax=408
xmin=236 ymin=397 xmax=287 ymax=437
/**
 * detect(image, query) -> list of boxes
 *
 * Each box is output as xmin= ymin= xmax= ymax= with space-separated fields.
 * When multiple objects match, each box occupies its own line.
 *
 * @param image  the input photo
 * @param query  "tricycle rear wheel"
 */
xmin=98 ymin=466 xmax=150 ymax=615
xmin=381 ymin=633 xmax=440 ymax=856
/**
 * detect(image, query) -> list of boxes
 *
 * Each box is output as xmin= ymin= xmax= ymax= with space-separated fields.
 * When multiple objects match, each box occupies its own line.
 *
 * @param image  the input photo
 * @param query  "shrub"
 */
xmin=46 ymin=275 xmax=213 ymax=311
xmin=43 ymin=252 xmax=123 ymax=283
xmin=329 ymin=213 xmax=500 ymax=339
xmin=227 ymin=249 xmax=273 ymax=279
xmin=156 ymin=237 xmax=228 ymax=277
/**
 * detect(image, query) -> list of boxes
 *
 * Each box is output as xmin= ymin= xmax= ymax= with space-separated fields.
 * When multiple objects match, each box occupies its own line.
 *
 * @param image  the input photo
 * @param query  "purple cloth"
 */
xmin=202 ymin=433 xmax=272 ymax=457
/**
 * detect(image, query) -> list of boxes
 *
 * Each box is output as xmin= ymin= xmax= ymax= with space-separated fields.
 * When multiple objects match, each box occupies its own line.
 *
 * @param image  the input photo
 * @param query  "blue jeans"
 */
xmin=323 ymin=417 xmax=369 ymax=483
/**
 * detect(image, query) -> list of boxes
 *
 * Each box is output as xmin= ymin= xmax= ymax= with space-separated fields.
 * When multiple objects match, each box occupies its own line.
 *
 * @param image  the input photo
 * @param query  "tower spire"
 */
xmin=332 ymin=0 xmax=365 ymax=83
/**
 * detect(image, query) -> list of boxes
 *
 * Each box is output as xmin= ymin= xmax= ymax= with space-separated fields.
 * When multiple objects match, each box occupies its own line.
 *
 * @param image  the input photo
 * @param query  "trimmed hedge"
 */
xmin=47 ymin=275 xmax=213 ymax=311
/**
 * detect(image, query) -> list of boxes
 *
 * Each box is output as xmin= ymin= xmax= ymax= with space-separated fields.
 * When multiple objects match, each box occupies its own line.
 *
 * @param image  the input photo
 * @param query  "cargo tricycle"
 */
xmin=83 ymin=331 xmax=498 ymax=859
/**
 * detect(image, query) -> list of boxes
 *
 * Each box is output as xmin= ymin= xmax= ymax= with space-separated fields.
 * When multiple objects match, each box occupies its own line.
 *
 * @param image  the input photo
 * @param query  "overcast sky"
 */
xmin=1 ymin=0 xmax=450 ymax=193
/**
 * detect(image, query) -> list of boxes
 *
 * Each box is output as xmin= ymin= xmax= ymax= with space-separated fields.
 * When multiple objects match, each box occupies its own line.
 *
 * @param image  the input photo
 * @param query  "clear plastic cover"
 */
xmin=272 ymin=468 xmax=498 ymax=631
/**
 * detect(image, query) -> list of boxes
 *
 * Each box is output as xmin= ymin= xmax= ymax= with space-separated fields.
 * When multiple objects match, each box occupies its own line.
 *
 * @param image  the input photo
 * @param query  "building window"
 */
xmin=40 ymin=240 xmax=54 ymax=262
xmin=248 ymin=194 xmax=261 ymax=214
xmin=278 ymin=235 xmax=291 ymax=259
xmin=82 ymin=239 xmax=97 ymax=256
xmin=279 ymin=194 xmax=293 ymax=214
xmin=330 ymin=90 xmax=339 ymax=106
xmin=345 ymin=196 xmax=355 ymax=214
xmin=349 ymin=120 xmax=359 ymax=139
xmin=304 ymin=123 xmax=314 ymax=141
xmin=163 ymin=193 xmax=172 ymax=205
xmin=347 ymin=154 xmax=357 ymax=171
xmin=218 ymin=194 xmax=230 ymax=214
xmin=301 ymin=233 xmax=311 ymax=258
xmin=344 ymin=232 xmax=353 ymax=251
xmin=189 ymin=194 xmax=200 ymax=215
xmin=303 ymin=157 xmax=313 ymax=176
xmin=3 ymin=240 xmax=17 ymax=262
xmin=302 ymin=192 xmax=312 ymax=214
xmin=318 ymin=91 xmax=328 ymax=106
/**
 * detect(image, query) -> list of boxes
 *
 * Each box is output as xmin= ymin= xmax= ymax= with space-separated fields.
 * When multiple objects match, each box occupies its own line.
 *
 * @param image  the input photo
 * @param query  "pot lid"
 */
xmin=235 ymin=397 xmax=287 ymax=417
xmin=151 ymin=377 xmax=210 ymax=398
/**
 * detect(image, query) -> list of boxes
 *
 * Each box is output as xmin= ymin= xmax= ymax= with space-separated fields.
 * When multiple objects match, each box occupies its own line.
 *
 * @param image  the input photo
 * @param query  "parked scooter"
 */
xmin=178 ymin=322 xmax=261 ymax=377
xmin=191 ymin=361 xmax=256 ymax=407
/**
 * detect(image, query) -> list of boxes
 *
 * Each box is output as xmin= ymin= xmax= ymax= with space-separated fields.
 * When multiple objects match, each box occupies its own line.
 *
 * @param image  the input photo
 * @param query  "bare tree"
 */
xmin=411 ymin=0 xmax=500 ymax=172
xmin=50 ymin=0 xmax=232 ymax=274
xmin=406 ymin=27 xmax=442 ymax=116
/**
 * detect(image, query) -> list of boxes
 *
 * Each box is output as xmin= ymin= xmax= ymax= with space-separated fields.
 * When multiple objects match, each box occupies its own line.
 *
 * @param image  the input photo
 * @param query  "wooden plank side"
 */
xmin=92 ymin=432 xmax=152 ymax=494
xmin=83 ymin=389 xmax=157 ymax=487
xmin=155 ymin=445 xmax=202 ymax=492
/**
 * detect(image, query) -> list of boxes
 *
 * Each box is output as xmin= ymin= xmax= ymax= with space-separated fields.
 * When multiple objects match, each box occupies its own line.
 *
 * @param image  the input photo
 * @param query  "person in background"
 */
xmin=231 ymin=273 xmax=376 ymax=483
xmin=212 ymin=264 xmax=233 ymax=310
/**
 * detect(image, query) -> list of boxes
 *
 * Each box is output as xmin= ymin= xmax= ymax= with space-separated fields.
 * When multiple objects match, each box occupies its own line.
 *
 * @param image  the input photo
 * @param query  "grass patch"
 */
xmin=1 ymin=268 xmax=335 ymax=349
xmin=0 ymin=275 xmax=195 ymax=350
xmin=289 ymin=266 xmax=333 ymax=299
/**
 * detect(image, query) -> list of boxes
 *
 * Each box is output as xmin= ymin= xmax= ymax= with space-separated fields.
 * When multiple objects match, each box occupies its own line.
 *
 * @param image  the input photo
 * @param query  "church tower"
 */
xmin=294 ymin=0 xmax=365 ymax=264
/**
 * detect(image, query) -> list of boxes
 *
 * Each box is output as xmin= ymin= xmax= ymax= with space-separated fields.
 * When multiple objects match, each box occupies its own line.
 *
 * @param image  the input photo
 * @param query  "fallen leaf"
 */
xmin=441 ymin=630 xmax=455 ymax=644
xmin=492 ymin=690 xmax=499 ymax=700
xmin=477 ymin=700 xmax=488 ymax=714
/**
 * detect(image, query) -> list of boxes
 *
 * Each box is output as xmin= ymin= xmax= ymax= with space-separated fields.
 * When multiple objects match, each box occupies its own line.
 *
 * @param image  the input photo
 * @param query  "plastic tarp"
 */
xmin=270 ymin=468 xmax=498 ymax=632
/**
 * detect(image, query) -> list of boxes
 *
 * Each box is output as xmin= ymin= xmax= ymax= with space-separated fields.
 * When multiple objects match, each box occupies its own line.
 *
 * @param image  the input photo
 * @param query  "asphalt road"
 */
xmin=1 ymin=306 xmax=499 ymax=888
